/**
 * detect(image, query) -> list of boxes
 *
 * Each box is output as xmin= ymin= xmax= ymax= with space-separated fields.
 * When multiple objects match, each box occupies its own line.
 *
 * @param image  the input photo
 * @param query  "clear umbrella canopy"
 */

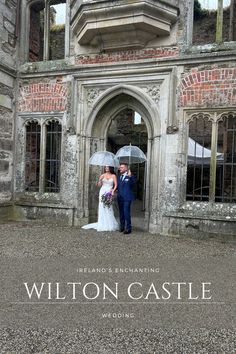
xmin=88 ymin=151 xmax=119 ymax=167
xmin=115 ymin=145 xmax=147 ymax=164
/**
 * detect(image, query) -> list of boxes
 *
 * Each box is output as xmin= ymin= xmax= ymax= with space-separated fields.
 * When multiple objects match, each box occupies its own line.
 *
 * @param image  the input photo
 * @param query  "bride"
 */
xmin=82 ymin=166 xmax=119 ymax=231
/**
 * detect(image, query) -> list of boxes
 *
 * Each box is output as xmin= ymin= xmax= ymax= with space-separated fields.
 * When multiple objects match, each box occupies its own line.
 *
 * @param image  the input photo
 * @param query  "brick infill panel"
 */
xmin=18 ymin=83 xmax=67 ymax=112
xmin=75 ymin=47 xmax=179 ymax=65
xmin=180 ymin=68 xmax=236 ymax=107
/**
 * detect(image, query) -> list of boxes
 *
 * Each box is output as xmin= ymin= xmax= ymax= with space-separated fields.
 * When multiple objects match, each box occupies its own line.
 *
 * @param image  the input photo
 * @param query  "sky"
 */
xmin=53 ymin=1 xmax=232 ymax=25
xmin=53 ymin=4 xmax=66 ymax=25
xmin=199 ymin=0 xmax=230 ymax=9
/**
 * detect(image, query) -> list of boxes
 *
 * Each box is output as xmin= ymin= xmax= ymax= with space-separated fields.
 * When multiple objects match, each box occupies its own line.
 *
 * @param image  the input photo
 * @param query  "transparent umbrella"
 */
xmin=88 ymin=151 xmax=119 ymax=167
xmin=115 ymin=144 xmax=147 ymax=165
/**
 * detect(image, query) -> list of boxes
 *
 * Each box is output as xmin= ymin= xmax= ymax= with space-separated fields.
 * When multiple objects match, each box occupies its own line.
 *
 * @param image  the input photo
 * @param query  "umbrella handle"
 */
xmin=129 ymin=142 xmax=131 ymax=167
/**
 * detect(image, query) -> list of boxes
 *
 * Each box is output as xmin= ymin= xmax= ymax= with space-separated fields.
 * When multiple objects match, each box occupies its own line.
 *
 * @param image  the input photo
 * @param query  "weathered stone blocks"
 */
xmin=0 ymin=160 xmax=9 ymax=172
xmin=0 ymin=94 xmax=12 ymax=110
xmin=0 ymin=139 xmax=13 ymax=152
xmin=3 ymin=19 xmax=15 ymax=34
xmin=0 ymin=72 xmax=14 ymax=88
xmin=0 ymin=180 xmax=11 ymax=192
xmin=0 ymin=0 xmax=17 ymax=65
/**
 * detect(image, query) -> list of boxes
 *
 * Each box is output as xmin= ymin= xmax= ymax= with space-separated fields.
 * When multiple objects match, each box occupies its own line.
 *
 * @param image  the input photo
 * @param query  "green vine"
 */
xmin=50 ymin=24 xmax=65 ymax=32
xmin=194 ymin=0 xmax=208 ymax=20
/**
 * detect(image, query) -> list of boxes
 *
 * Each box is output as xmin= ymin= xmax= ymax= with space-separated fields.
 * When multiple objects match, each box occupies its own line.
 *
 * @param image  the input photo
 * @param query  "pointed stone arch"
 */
xmin=85 ymin=84 xmax=160 ymax=138
xmin=78 ymin=84 xmax=161 ymax=232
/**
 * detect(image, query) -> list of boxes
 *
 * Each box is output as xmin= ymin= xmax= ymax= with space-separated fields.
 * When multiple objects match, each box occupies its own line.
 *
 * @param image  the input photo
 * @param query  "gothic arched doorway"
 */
xmin=80 ymin=85 xmax=161 ymax=232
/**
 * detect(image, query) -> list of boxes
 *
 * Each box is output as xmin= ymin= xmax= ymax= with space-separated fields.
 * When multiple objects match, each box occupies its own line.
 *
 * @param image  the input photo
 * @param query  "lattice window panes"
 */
xmin=216 ymin=113 xmax=236 ymax=202
xmin=45 ymin=120 xmax=62 ymax=193
xmin=186 ymin=114 xmax=212 ymax=201
xmin=24 ymin=118 xmax=62 ymax=194
xmin=25 ymin=121 xmax=41 ymax=192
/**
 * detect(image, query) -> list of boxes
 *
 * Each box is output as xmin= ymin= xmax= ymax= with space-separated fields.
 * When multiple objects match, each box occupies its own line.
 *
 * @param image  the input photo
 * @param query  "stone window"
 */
xmin=24 ymin=119 xmax=62 ymax=193
xmin=186 ymin=111 xmax=236 ymax=203
xmin=28 ymin=0 xmax=68 ymax=62
xmin=193 ymin=0 xmax=236 ymax=45
xmin=186 ymin=114 xmax=212 ymax=201
xmin=45 ymin=120 xmax=62 ymax=192
xmin=25 ymin=121 xmax=41 ymax=191
xmin=216 ymin=113 xmax=236 ymax=202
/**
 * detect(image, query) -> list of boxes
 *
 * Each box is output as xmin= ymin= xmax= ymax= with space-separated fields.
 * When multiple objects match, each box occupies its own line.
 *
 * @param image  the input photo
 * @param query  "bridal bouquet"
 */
xmin=101 ymin=191 xmax=113 ymax=208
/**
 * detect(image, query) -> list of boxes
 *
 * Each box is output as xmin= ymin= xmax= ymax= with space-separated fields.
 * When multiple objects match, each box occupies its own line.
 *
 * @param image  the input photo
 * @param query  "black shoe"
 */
xmin=119 ymin=228 xmax=125 ymax=232
xmin=124 ymin=230 xmax=131 ymax=234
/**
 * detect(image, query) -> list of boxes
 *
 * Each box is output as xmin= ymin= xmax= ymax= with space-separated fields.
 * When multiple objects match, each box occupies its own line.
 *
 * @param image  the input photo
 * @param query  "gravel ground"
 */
xmin=0 ymin=327 xmax=235 ymax=354
xmin=0 ymin=221 xmax=235 ymax=354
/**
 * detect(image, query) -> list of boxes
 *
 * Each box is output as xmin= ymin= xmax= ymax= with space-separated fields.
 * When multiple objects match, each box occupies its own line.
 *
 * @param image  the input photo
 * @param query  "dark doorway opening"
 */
xmin=107 ymin=108 xmax=148 ymax=224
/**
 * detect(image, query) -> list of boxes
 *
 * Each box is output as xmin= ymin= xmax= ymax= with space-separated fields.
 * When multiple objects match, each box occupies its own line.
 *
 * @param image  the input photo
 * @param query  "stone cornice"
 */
xmin=71 ymin=0 xmax=179 ymax=51
xmin=0 ymin=62 xmax=17 ymax=78
xmin=17 ymin=49 xmax=236 ymax=79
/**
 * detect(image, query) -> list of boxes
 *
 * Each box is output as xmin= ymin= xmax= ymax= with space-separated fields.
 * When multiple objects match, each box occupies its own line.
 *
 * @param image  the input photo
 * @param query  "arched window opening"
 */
xmin=45 ymin=120 xmax=62 ymax=192
xmin=25 ymin=121 xmax=41 ymax=191
xmin=216 ymin=114 xmax=236 ymax=202
xmin=186 ymin=112 xmax=236 ymax=203
xmin=24 ymin=118 xmax=62 ymax=193
xmin=186 ymin=115 xmax=212 ymax=201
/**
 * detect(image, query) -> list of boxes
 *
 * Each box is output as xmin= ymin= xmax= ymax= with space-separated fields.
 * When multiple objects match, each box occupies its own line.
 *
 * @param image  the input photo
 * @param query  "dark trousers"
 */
xmin=118 ymin=197 xmax=132 ymax=232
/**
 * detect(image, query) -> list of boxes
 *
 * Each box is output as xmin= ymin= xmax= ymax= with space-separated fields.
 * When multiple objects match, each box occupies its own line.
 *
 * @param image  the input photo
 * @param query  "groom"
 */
xmin=117 ymin=163 xmax=136 ymax=234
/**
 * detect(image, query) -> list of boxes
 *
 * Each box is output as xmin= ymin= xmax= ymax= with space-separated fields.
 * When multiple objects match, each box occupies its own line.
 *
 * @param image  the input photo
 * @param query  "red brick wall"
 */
xmin=76 ymin=47 xmax=179 ymax=64
xmin=180 ymin=67 xmax=236 ymax=107
xmin=18 ymin=83 xmax=67 ymax=112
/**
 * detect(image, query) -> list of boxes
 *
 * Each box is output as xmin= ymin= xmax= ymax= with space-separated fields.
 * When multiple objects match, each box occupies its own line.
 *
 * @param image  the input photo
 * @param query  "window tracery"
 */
xmin=186 ymin=110 xmax=236 ymax=203
xmin=24 ymin=118 xmax=62 ymax=193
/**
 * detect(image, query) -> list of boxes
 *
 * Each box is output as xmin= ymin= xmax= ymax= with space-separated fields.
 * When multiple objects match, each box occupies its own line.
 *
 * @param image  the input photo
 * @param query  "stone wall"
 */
xmin=193 ymin=6 xmax=236 ymax=45
xmin=0 ymin=0 xmax=17 ymax=206
xmin=0 ymin=0 xmax=17 ymax=67
xmin=50 ymin=26 xmax=65 ymax=60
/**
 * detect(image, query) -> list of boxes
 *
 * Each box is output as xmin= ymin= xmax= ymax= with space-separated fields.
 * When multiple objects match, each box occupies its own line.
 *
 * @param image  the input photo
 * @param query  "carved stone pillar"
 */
xmin=148 ymin=136 xmax=161 ymax=229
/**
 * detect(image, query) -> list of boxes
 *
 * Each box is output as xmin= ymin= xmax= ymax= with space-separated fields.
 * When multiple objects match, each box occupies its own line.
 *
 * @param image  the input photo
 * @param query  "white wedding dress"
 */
xmin=82 ymin=177 xmax=119 ymax=232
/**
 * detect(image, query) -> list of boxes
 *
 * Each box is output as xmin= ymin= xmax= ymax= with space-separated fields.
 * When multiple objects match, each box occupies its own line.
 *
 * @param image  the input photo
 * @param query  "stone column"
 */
xmin=148 ymin=135 xmax=161 ymax=232
xmin=185 ymin=0 xmax=194 ymax=47
xmin=43 ymin=0 xmax=50 ymax=61
xmin=75 ymin=133 xmax=105 ymax=225
xmin=229 ymin=0 xmax=236 ymax=41
xmin=65 ymin=0 xmax=71 ymax=58
xmin=209 ymin=116 xmax=218 ymax=203
xmin=39 ymin=123 xmax=46 ymax=194
xmin=76 ymin=134 xmax=87 ymax=222
xmin=216 ymin=0 xmax=223 ymax=43
xmin=0 ymin=0 xmax=17 ymax=212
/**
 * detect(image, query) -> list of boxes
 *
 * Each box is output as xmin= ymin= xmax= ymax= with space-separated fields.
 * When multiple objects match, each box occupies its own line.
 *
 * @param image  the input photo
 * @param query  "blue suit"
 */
xmin=117 ymin=173 xmax=136 ymax=232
